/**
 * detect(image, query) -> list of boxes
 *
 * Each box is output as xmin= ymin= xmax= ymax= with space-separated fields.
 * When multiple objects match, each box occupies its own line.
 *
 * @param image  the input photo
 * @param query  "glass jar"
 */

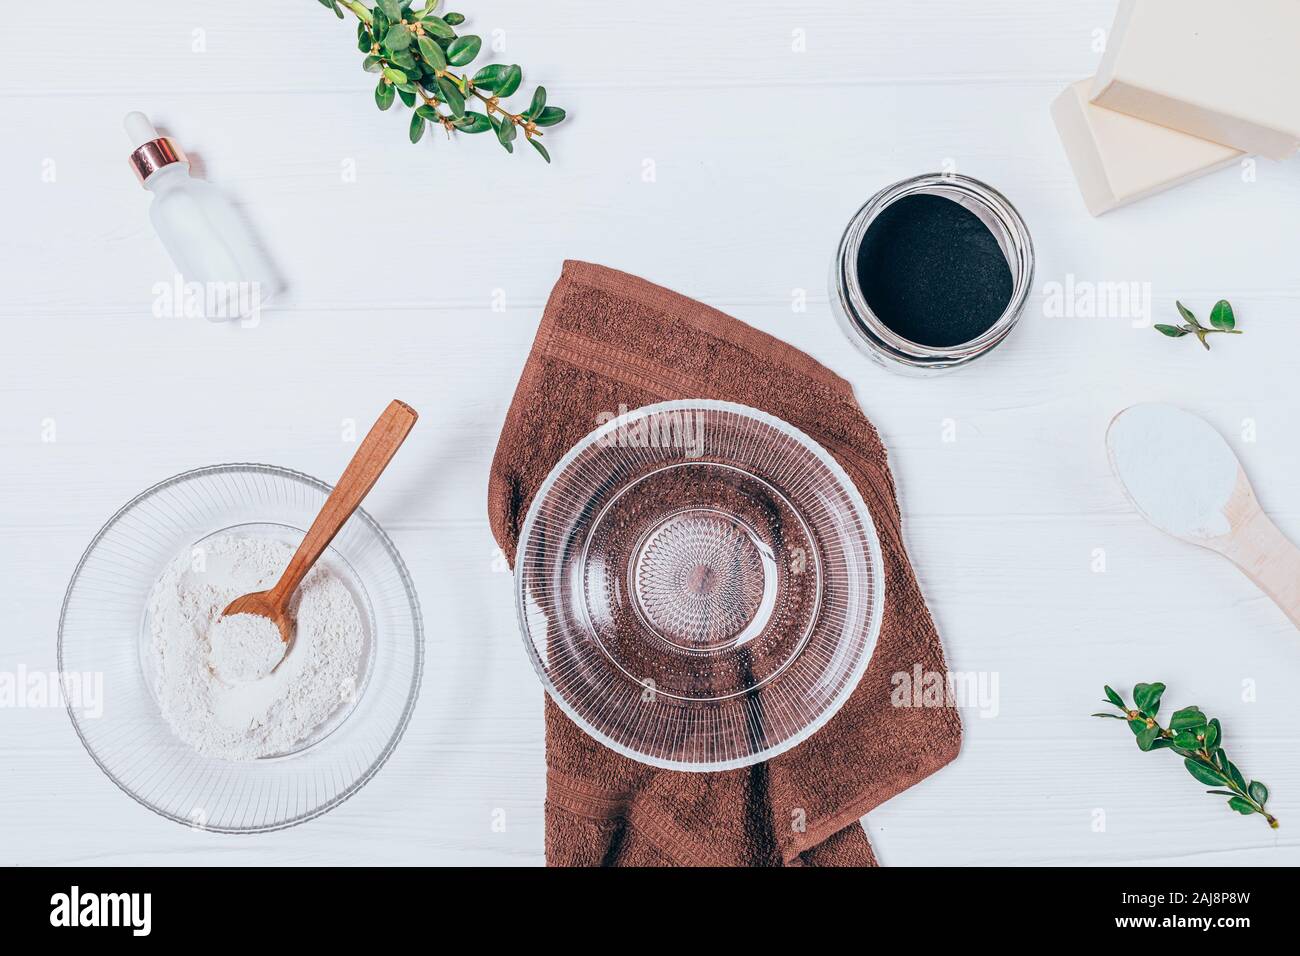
xmin=830 ymin=172 xmax=1035 ymax=375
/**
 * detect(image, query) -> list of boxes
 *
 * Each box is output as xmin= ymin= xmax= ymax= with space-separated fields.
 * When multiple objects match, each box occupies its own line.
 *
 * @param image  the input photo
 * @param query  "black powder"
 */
xmin=854 ymin=192 xmax=1013 ymax=348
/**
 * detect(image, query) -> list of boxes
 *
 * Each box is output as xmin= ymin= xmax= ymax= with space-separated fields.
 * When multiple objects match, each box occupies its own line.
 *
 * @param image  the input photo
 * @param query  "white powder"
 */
xmin=146 ymin=534 xmax=365 ymax=761
xmin=209 ymin=613 xmax=285 ymax=684
xmin=1108 ymin=403 xmax=1241 ymax=540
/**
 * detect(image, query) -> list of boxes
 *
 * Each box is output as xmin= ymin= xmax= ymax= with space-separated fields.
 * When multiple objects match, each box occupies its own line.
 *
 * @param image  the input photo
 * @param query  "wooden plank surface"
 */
xmin=2 ymin=0 xmax=1298 ymax=865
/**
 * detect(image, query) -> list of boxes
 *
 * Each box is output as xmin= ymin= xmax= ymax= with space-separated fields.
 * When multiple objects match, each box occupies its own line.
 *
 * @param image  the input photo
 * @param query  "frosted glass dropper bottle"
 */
xmin=125 ymin=111 xmax=279 ymax=322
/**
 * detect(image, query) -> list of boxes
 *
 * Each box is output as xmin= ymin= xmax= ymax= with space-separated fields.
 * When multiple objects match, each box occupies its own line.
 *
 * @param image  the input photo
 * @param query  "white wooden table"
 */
xmin=3 ymin=0 xmax=1298 ymax=866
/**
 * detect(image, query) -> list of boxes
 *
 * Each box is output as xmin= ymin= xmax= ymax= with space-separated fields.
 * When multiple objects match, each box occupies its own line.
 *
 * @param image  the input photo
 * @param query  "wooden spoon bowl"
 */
xmin=222 ymin=589 xmax=296 ymax=645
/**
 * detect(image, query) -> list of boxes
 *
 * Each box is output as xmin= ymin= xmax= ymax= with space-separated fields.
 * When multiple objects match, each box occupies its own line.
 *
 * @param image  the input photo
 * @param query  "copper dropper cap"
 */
xmin=125 ymin=111 xmax=188 ymax=185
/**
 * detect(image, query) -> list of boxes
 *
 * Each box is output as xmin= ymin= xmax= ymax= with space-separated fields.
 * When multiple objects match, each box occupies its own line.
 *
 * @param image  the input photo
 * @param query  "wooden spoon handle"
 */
xmin=269 ymin=399 xmax=418 ymax=607
xmin=1221 ymin=509 xmax=1300 ymax=631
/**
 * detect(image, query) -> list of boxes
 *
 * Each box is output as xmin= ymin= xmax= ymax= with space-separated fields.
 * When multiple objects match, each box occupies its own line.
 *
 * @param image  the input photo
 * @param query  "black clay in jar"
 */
xmin=854 ymin=193 xmax=1014 ymax=349
xmin=831 ymin=173 xmax=1034 ymax=375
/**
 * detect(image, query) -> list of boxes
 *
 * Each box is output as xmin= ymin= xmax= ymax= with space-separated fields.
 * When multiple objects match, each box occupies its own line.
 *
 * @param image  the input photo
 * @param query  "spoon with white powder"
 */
xmin=1107 ymin=403 xmax=1300 ymax=630
xmin=216 ymin=400 xmax=418 ymax=681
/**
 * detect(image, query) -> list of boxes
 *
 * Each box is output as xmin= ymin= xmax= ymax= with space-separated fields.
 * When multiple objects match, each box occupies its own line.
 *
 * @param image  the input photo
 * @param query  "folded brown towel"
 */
xmin=488 ymin=261 xmax=962 ymax=866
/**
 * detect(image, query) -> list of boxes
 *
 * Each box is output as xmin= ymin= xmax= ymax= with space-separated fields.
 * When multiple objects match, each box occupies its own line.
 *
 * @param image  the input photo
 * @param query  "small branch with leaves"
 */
xmin=1155 ymin=299 xmax=1241 ymax=350
xmin=316 ymin=0 xmax=566 ymax=162
xmin=1094 ymin=683 xmax=1276 ymax=828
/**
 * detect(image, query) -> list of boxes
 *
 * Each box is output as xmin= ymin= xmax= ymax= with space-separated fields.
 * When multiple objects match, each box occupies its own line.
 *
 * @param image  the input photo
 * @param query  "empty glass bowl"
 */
xmin=516 ymin=401 xmax=884 ymax=771
xmin=58 ymin=464 xmax=423 ymax=832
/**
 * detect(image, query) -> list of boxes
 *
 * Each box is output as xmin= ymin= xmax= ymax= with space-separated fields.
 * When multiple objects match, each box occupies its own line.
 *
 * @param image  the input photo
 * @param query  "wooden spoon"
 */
xmin=222 ymin=399 xmax=418 ymax=643
xmin=1108 ymin=403 xmax=1300 ymax=631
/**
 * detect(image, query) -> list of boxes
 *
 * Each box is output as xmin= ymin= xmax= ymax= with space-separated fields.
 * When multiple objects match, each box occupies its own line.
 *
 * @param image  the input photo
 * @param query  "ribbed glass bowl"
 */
xmin=57 ymin=464 xmax=423 ymax=833
xmin=516 ymin=401 xmax=885 ymax=771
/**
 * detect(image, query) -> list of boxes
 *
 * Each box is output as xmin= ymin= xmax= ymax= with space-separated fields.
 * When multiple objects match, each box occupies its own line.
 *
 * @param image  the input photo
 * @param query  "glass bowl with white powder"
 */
xmin=58 ymin=464 xmax=423 ymax=833
xmin=141 ymin=527 xmax=374 ymax=762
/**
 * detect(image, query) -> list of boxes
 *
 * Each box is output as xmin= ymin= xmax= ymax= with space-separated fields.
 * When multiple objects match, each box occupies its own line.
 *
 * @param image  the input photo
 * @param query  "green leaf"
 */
xmin=471 ymin=64 xmax=507 ymax=91
xmin=420 ymin=15 xmax=455 ymax=39
xmin=1136 ymin=724 xmax=1161 ymax=751
xmin=1092 ymin=712 xmax=1126 ymax=719
xmin=375 ymin=80 xmax=396 ymax=110
xmin=415 ymin=104 xmax=440 ymax=121
xmin=1228 ymin=796 xmax=1256 ymax=815
xmin=1104 ymin=685 xmax=1125 ymax=708
xmin=534 ymin=106 xmax=566 ymax=127
xmin=490 ymin=115 xmax=515 ymax=152
xmin=317 ymin=0 xmax=344 ymax=18
xmin=1172 ymin=730 xmax=1200 ymax=749
xmin=382 ymin=66 xmax=408 ymax=85
xmin=384 ymin=25 xmax=412 ymax=52
xmin=452 ymin=111 xmax=491 ymax=133
xmin=417 ymin=35 xmax=447 ymax=70
xmin=496 ymin=63 xmax=523 ymax=97
xmin=1202 ymin=718 xmax=1220 ymax=750
xmin=1210 ymin=299 xmax=1235 ymax=330
xmin=1248 ymin=781 xmax=1268 ymax=805
xmin=525 ymin=86 xmax=547 ymax=119
xmin=409 ymin=111 xmax=426 ymax=143
xmin=436 ymin=76 xmax=465 ymax=116
xmin=1170 ymin=707 xmax=1206 ymax=732
xmin=1127 ymin=718 xmax=1147 ymax=736
xmin=1154 ymin=324 xmax=1189 ymax=338
xmin=443 ymin=11 xmax=465 ymax=25
xmin=1226 ymin=760 xmax=1248 ymax=792
xmin=1133 ymin=682 xmax=1165 ymax=715
xmin=1149 ymin=737 xmax=1175 ymax=749
xmin=397 ymin=85 xmax=416 ymax=107
xmin=1176 ymin=301 xmax=1200 ymax=328
xmin=447 ymin=35 xmax=482 ymax=67
xmin=363 ymin=55 xmax=383 ymax=72
xmin=390 ymin=49 xmax=416 ymax=70
xmin=1206 ymin=789 xmax=1237 ymax=796
xmin=357 ymin=25 xmax=374 ymax=52
xmin=1184 ymin=758 xmax=1226 ymax=786
xmin=529 ymin=137 xmax=551 ymax=163
xmin=379 ymin=0 xmax=403 ymax=21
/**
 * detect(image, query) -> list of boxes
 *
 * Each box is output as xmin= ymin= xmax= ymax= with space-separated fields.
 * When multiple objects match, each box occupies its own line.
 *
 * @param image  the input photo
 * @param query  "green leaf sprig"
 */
xmin=1094 ymin=683 xmax=1277 ymax=828
xmin=1155 ymin=299 xmax=1242 ymax=350
xmin=317 ymin=0 xmax=567 ymax=162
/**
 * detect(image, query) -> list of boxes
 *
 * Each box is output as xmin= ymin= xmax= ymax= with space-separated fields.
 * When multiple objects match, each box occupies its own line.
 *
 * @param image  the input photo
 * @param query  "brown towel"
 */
xmin=488 ymin=261 xmax=962 ymax=866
